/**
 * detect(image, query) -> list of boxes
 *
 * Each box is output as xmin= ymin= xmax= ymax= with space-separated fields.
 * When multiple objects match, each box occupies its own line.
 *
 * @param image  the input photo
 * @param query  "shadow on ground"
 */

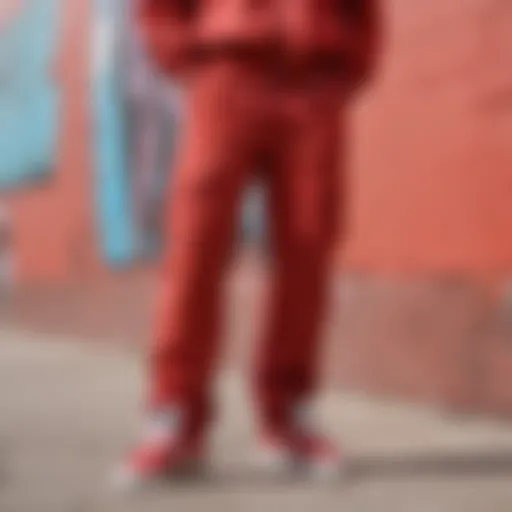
xmin=110 ymin=450 xmax=512 ymax=496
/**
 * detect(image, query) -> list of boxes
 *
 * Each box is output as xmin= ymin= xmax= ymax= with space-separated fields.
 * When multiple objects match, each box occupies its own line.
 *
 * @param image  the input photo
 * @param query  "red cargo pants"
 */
xmin=149 ymin=61 xmax=346 ymax=435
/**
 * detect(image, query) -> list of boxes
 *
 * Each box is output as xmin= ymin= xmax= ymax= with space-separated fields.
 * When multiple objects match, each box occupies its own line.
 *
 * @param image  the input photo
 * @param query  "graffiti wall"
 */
xmin=2 ymin=0 xmax=511 ymax=285
xmin=90 ymin=0 xmax=185 ymax=266
xmin=90 ymin=0 xmax=265 ymax=265
xmin=119 ymin=0 xmax=179 ymax=260
xmin=90 ymin=0 xmax=134 ymax=267
xmin=0 ymin=0 xmax=181 ymax=272
xmin=0 ymin=0 xmax=61 ymax=189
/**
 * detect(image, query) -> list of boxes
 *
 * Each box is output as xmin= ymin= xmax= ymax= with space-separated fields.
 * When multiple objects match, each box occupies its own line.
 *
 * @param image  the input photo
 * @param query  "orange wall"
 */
xmin=344 ymin=0 xmax=512 ymax=275
xmin=8 ymin=0 xmax=512 ymax=284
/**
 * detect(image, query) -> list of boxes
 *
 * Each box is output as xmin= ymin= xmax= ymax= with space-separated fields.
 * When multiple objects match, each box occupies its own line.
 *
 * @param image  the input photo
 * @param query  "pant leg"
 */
xmin=255 ymin=97 xmax=346 ymax=431
xmin=148 ymin=65 xmax=260 ymax=433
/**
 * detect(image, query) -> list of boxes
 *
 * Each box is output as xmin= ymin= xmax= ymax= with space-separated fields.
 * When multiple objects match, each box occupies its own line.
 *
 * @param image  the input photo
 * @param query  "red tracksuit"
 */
xmin=138 ymin=0 xmax=381 ymax=437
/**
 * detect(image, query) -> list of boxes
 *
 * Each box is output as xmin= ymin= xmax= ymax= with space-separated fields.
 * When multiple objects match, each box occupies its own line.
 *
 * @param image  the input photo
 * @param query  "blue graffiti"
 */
xmin=91 ymin=0 xmax=135 ymax=266
xmin=0 ymin=0 xmax=61 ymax=189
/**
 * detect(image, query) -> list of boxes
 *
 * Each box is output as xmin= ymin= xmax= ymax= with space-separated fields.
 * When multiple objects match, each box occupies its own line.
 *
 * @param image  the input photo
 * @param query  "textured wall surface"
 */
xmin=6 ymin=0 xmax=512 ymax=282
xmin=3 ymin=0 xmax=512 ymax=413
xmin=344 ymin=0 xmax=512 ymax=274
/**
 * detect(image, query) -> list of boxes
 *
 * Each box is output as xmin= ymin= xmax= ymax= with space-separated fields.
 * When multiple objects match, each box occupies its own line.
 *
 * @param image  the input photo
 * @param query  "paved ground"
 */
xmin=2 ymin=328 xmax=512 ymax=512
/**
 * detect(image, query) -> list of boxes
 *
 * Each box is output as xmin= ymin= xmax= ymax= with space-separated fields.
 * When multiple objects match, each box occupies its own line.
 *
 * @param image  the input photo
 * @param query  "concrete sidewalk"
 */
xmin=1 ymin=328 xmax=512 ymax=512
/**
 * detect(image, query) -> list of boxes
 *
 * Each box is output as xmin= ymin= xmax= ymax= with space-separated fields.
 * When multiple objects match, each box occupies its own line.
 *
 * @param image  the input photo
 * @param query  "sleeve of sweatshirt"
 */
xmin=343 ymin=0 xmax=383 ymax=95
xmin=136 ymin=0 xmax=199 ymax=76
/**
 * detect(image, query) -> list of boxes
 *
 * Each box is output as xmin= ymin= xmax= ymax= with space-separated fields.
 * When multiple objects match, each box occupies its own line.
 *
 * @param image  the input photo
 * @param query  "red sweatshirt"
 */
xmin=137 ymin=0 xmax=381 ymax=92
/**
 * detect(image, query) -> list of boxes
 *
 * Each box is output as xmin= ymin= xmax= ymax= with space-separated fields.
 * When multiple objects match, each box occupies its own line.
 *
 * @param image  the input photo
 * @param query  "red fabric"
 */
xmin=141 ymin=0 xmax=382 ymax=433
xmin=137 ymin=0 xmax=382 ymax=92
xmin=148 ymin=62 xmax=347 ymax=430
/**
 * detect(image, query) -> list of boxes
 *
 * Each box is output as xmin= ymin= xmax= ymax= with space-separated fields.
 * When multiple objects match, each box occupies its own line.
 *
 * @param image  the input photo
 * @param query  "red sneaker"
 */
xmin=256 ymin=403 xmax=344 ymax=481
xmin=111 ymin=409 xmax=206 ymax=493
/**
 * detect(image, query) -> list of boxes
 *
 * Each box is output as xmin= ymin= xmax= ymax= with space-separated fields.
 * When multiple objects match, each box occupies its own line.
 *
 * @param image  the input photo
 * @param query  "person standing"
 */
xmin=115 ymin=0 xmax=382 ymax=489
